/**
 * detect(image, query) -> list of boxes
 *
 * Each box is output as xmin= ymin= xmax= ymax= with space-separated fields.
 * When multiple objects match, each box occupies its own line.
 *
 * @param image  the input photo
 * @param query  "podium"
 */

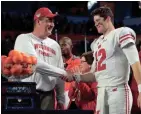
xmin=1 ymin=82 xmax=94 ymax=114
xmin=2 ymin=82 xmax=38 ymax=111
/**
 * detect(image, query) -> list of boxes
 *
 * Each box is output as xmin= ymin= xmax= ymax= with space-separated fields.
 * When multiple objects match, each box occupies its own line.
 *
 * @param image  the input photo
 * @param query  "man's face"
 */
xmin=38 ymin=17 xmax=55 ymax=36
xmin=59 ymin=41 xmax=72 ymax=55
xmin=93 ymin=15 xmax=108 ymax=34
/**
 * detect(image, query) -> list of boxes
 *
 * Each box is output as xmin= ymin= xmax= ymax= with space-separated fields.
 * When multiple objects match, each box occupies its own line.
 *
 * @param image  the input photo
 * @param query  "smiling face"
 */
xmin=91 ymin=7 xmax=114 ymax=34
xmin=35 ymin=17 xmax=55 ymax=37
xmin=94 ymin=15 xmax=109 ymax=34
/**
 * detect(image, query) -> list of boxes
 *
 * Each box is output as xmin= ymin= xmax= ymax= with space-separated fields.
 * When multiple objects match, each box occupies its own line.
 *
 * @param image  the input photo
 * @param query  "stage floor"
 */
xmin=2 ymin=109 xmax=94 ymax=114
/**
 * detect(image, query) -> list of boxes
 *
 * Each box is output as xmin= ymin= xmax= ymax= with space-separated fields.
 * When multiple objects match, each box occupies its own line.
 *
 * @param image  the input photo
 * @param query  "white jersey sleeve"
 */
xmin=122 ymin=44 xmax=140 ymax=65
xmin=118 ymin=27 xmax=136 ymax=48
xmin=117 ymin=27 xmax=139 ymax=65
xmin=14 ymin=34 xmax=68 ymax=77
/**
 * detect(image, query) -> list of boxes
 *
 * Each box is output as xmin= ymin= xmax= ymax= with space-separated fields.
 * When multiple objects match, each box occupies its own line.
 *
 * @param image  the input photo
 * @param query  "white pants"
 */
xmin=96 ymin=84 xmax=133 ymax=114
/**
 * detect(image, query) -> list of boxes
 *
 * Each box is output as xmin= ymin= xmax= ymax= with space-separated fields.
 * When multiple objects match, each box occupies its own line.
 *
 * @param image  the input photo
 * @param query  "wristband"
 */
xmin=73 ymin=75 xmax=81 ymax=82
xmin=138 ymin=84 xmax=141 ymax=93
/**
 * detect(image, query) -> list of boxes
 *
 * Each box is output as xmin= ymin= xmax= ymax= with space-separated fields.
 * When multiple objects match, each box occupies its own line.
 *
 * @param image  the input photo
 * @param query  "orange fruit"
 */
xmin=21 ymin=52 xmax=28 ymax=57
xmin=3 ymin=68 xmax=11 ymax=76
xmin=1 ymin=55 xmax=7 ymax=61
xmin=23 ymin=56 xmax=32 ymax=64
xmin=30 ymin=56 xmax=37 ymax=64
xmin=8 ymin=50 xmax=19 ymax=57
xmin=12 ymin=53 xmax=23 ymax=64
xmin=21 ymin=64 xmax=33 ymax=75
xmin=10 ymin=64 xmax=22 ymax=76
xmin=21 ymin=63 xmax=28 ymax=75
xmin=27 ymin=64 xmax=33 ymax=70
xmin=4 ymin=57 xmax=13 ymax=64
xmin=1 ymin=55 xmax=7 ymax=69
xmin=4 ymin=57 xmax=13 ymax=69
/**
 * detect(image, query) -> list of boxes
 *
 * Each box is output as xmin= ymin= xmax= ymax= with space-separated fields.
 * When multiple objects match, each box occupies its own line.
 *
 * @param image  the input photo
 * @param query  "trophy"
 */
xmin=1 ymin=50 xmax=38 ymax=111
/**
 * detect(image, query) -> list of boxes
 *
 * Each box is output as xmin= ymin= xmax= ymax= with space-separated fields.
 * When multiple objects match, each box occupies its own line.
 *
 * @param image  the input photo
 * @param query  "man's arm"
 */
xmin=122 ymin=43 xmax=141 ymax=109
xmin=74 ymin=72 xmax=96 ymax=82
xmin=131 ymin=62 xmax=141 ymax=85
xmin=61 ymin=71 xmax=96 ymax=83
xmin=55 ymin=45 xmax=65 ymax=108
xmin=14 ymin=34 xmax=68 ymax=77
xmin=118 ymin=27 xmax=141 ymax=85
xmin=118 ymin=27 xmax=141 ymax=109
xmin=122 ymin=44 xmax=141 ymax=85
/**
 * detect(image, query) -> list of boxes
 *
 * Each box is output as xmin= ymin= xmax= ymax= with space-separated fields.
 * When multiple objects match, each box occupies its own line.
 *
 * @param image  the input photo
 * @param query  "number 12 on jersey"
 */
xmin=95 ymin=48 xmax=106 ymax=72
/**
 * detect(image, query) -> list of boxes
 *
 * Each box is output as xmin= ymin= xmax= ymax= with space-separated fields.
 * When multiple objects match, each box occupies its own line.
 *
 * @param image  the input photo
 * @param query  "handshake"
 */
xmin=60 ymin=66 xmax=83 ymax=82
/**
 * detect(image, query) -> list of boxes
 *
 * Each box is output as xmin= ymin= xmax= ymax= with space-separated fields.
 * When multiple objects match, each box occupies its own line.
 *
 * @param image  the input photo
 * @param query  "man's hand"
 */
xmin=71 ymin=66 xmax=82 ymax=75
xmin=137 ymin=92 xmax=141 ymax=109
xmin=60 ymin=76 xmax=74 ymax=82
xmin=56 ymin=102 xmax=65 ymax=110
xmin=60 ymin=70 xmax=74 ymax=82
xmin=60 ymin=66 xmax=83 ymax=82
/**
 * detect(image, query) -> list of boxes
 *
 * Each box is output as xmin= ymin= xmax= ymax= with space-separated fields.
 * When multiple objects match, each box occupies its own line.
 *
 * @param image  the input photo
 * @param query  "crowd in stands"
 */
xmin=2 ymin=12 xmax=141 ymax=36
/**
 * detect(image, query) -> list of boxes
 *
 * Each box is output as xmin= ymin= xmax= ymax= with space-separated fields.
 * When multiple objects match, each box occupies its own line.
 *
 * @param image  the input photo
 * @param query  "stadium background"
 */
xmin=1 ymin=1 xmax=141 ymax=56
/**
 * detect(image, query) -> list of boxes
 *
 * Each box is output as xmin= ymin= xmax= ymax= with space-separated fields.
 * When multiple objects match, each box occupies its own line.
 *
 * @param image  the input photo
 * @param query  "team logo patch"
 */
xmin=36 ymin=13 xmax=41 ymax=17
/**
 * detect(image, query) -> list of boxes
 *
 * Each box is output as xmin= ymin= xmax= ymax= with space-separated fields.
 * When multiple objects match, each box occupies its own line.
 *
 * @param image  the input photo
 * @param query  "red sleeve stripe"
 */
xmin=119 ymin=34 xmax=135 ymax=44
xmin=120 ymin=34 xmax=131 ymax=39
xmin=120 ymin=37 xmax=135 ymax=44
xmin=120 ymin=34 xmax=135 ymax=40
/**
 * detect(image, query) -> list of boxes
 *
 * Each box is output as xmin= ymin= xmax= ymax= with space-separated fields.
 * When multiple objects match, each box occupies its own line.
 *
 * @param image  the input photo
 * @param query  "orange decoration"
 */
xmin=30 ymin=56 xmax=37 ymax=64
xmin=1 ymin=50 xmax=37 ymax=77
xmin=3 ymin=68 xmax=11 ymax=76
xmin=23 ymin=56 xmax=32 ymax=64
xmin=4 ymin=57 xmax=13 ymax=69
xmin=12 ymin=53 xmax=23 ymax=64
xmin=9 ymin=50 xmax=19 ymax=57
xmin=10 ymin=64 xmax=22 ymax=76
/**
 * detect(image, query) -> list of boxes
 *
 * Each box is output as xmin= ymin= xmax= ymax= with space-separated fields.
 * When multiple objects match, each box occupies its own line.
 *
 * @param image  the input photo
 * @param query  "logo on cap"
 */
xmin=36 ymin=13 xmax=41 ymax=18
